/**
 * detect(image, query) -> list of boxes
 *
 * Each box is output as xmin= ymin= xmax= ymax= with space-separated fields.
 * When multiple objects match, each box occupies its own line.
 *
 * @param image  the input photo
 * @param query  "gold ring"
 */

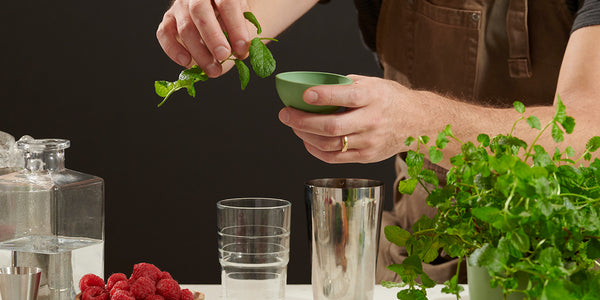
xmin=341 ymin=136 xmax=349 ymax=153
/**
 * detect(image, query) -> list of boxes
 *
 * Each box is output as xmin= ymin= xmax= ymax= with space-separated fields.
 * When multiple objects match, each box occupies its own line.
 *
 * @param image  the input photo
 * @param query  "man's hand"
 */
xmin=278 ymin=75 xmax=439 ymax=164
xmin=156 ymin=0 xmax=252 ymax=77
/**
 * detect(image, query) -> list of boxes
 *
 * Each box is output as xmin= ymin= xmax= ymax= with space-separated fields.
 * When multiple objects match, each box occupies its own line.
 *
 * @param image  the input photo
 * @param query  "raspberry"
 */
xmin=131 ymin=276 xmax=156 ymax=299
xmin=81 ymin=286 xmax=109 ymax=300
xmin=156 ymin=279 xmax=181 ymax=300
xmin=110 ymin=280 xmax=130 ymax=297
xmin=107 ymin=273 xmax=128 ymax=291
xmin=111 ymin=290 xmax=136 ymax=300
xmin=145 ymin=295 xmax=165 ymax=300
xmin=130 ymin=263 xmax=162 ymax=283
xmin=179 ymin=289 xmax=193 ymax=300
xmin=79 ymin=274 xmax=105 ymax=293
xmin=159 ymin=271 xmax=173 ymax=280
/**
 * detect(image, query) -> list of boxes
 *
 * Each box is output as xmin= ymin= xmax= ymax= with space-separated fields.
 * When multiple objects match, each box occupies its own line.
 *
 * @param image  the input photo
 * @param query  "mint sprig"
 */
xmin=155 ymin=12 xmax=277 ymax=107
xmin=385 ymin=98 xmax=600 ymax=299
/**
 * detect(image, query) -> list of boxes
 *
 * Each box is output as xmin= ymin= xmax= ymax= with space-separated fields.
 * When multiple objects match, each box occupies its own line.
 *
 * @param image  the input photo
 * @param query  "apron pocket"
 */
xmin=377 ymin=0 xmax=483 ymax=100
xmin=411 ymin=0 xmax=481 ymax=99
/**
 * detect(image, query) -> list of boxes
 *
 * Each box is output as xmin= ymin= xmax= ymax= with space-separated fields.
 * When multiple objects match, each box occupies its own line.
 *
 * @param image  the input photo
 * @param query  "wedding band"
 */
xmin=341 ymin=136 xmax=349 ymax=153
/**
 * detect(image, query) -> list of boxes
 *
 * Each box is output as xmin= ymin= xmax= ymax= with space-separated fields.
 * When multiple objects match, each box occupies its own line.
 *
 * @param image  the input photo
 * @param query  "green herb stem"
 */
xmin=523 ymin=121 xmax=553 ymax=163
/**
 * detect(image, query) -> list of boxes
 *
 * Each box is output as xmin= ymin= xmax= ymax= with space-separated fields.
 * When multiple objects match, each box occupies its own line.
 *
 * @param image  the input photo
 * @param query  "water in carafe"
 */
xmin=0 ymin=138 xmax=104 ymax=300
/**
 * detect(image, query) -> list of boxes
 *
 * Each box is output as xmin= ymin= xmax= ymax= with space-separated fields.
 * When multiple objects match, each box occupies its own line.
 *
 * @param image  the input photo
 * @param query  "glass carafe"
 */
xmin=0 ymin=138 xmax=104 ymax=300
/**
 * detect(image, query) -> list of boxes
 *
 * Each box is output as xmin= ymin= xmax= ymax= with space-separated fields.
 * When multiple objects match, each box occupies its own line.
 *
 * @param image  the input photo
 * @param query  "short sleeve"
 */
xmin=572 ymin=0 xmax=600 ymax=33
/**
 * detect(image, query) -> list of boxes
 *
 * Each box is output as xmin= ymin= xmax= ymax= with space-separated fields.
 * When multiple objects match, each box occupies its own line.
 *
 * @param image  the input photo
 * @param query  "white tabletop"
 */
xmin=181 ymin=284 xmax=469 ymax=300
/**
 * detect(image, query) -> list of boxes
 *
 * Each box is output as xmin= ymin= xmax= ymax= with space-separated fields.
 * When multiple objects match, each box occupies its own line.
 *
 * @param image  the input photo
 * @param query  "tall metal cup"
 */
xmin=305 ymin=178 xmax=384 ymax=300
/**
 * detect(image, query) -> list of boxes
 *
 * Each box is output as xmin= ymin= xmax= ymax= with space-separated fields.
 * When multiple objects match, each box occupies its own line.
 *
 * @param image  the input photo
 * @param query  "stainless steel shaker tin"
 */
xmin=305 ymin=178 xmax=384 ymax=300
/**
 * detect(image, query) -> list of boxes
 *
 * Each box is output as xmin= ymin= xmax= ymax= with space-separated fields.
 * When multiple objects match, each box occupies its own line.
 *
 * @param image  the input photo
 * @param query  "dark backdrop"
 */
xmin=1 ymin=1 xmax=393 ymax=283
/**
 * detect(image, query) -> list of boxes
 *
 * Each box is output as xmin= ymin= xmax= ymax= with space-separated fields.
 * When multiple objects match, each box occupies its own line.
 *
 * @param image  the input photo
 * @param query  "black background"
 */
xmin=1 ymin=0 xmax=394 ymax=283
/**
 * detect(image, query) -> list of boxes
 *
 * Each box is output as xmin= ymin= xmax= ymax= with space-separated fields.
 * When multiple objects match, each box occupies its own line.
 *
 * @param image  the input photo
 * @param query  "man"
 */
xmin=156 ymin=0 xmax=600 ymax=282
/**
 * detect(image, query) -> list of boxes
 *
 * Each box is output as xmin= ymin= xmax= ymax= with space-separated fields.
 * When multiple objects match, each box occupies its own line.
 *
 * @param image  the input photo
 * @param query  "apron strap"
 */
xmin=506 ymin=0 xmax=532 ymax=78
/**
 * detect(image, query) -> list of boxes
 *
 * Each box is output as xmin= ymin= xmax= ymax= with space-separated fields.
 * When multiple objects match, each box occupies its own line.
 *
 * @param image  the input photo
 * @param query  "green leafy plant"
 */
xmin=383 ymin=97 xmax=600 ymax=299
xmin=154 ymin=11 xmax=277 ymax=107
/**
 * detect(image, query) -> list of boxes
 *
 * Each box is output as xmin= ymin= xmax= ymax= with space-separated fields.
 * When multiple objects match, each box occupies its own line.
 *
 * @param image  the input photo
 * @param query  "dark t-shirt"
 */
xmin=337 ymin=0 xmax=600 ymax=52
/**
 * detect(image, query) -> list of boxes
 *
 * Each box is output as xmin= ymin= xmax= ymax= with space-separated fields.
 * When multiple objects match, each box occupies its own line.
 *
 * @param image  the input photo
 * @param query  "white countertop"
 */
xmin=181 ymin=284 xmax=469 ymax=300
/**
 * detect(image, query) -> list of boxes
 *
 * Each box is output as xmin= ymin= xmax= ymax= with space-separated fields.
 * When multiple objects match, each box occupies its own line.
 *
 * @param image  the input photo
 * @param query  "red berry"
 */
xmin=131 ymin=276 xmax=156 ymax=299
xmin=130 ymin=263 xmax=163 ymax=283
xmin=110 ymin=280 xmax=130 ymax=297
xmin=81 ymin=286 xmax=109 ymax=300
xmin=159 ymin=271 xmax=173 ymax=280
xmin=107 ymin=273 xmax=128 ymax=291
xmin=145 ymin=295 xmax=165 ymax=300
xmin=156 ymin=279 xmax=181 ymax=300
xmin=79 ymin=274 xmax=105 ymax=293
xmin=179 ymin=289 xmax=193 ymax=300
xmin=111 ymin=290 xmax=136 ymax=300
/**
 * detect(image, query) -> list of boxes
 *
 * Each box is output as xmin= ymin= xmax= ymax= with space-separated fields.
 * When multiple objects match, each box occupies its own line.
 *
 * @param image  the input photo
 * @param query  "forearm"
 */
xmin=414 ymin=91 xmax=595 ymax=169
xmin=248 ymin=0 xmax=319 ymax=39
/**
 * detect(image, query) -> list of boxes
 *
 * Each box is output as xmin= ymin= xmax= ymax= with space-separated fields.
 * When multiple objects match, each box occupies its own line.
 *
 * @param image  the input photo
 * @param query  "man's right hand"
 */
xmin=156 ymin=0 xmax=252 ymax=78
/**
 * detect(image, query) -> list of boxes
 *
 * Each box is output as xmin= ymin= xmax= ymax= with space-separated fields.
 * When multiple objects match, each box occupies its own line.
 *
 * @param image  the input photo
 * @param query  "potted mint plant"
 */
xmin=382 ymin=98 xmax=600 ymax=300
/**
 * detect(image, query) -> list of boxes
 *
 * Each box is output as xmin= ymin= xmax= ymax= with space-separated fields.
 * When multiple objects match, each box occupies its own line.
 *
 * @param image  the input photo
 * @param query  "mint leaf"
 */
xmin=552 ymin=123 xmax=564 ymax=143
xmin=155 ymin=81 xmax=172 ymax=98
xmin=429 ymin=146 xmax=443 ymax=164
xmin=513 ymin=101 xmax=525 ymax=114
xmin=155 ymin=66 xmax=209 ymax=106
xmin=384 ymin=225 xmax=411 ymax=247
xmin=405 ymin=136 xmax=416 ymax=146
xmin=179 ymin=65 xmax=208 ymax=81
xmin=586 ymin=136 xmax=600 ymax=153
xmin=436 ymin=132 xmax=449 ymax=149
xmin=420 ymin=272 xmax=436 ymax=288
xmin=249 ymin=37 xmax=276 ymax=78
xmin=243 ymin=11 xmax=262 ymax=35
xmin=418 ymin=136 xmax=430 ymax=145
xmin=397 ymin=289 xmax=427 ymax=300
xmin=234 ymin=59 xmax=250 ymax=90
xmin=562 ymin=116 xmax=575 ymax=134
xmin=406 ymin=151 xmax=425 ymax=168
xmin=477 ymin=134 xmax=490 ymax=147
xmin=527 ymin=115 xmax=541 ymax=130
xmin=398 ymin=178 xmax=418 ymax=195
xmin=418 ymin=168 xmax=439 ymax=187
xmin=554 ymin=96 xmax=567 ymax=123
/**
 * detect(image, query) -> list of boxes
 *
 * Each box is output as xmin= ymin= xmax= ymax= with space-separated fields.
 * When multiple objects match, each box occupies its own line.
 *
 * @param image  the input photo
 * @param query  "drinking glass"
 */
xmin=217 ymin=198 xmax=291 ymax=300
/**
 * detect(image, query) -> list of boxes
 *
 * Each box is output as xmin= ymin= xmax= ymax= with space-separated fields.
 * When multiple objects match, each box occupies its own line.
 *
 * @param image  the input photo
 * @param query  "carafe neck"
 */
xmin=17 ymin=139 xmax=70 ymax=173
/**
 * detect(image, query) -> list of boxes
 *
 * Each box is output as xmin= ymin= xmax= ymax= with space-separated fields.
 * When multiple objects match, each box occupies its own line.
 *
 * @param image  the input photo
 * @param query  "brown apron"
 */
xmin=374 ymin=0 xmax=575 ymax=283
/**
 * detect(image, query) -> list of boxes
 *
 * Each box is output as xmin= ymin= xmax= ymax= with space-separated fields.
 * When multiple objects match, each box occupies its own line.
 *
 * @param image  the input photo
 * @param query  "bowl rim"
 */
xmin=275 ymin=71 xmax=352 ymax=85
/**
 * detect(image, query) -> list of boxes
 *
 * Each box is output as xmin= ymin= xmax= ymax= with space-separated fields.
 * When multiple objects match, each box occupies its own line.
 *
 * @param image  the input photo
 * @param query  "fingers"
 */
xmin=214 ymin=0 xmax=250 ymax=57
xmin=303 ymin=75 xmax=372 ymax=108
xmin=279 ymin=107 xmax=366 ymax=137
xmin=189 ymin=0 xmax=231 ymax=62
xmin=156 ymin=0 xmax=251 ymax=77
xmin=156 ymin=14 xmax=192 ymax=67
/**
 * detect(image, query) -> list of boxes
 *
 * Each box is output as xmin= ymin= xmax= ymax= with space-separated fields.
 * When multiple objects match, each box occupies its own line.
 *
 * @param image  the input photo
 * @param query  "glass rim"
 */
xmin=16 ymin=138 xmax=70 ymax=152
xmin=305 ymin=178 xmax=384 ymax=189
xmin=217 ymin=197 xmax=291 ymax=210
xmin=0 ymin=266 xmax=43 ymax=275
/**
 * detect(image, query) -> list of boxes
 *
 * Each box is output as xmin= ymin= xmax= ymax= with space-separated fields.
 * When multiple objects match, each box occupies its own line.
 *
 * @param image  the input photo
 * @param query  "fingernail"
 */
xmin=305 ymin=91 xmax=318 ymax=103
xmin=214 ymin=46 xmax=229 ymax=61
xmin=206 ymin=63 xmax=220 ymax=77
xmin=177 ymin=53 xmax=190 ymax=66
xmin=235 ymin=40 xmax=247 ymax=52
xmin=279 ymin=109 xmax=290 ymax=123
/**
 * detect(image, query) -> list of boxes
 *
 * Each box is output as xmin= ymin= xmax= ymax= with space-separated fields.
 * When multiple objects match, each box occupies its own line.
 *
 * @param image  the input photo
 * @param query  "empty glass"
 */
xmin=217 ymin=198 xmax=291 ymax=300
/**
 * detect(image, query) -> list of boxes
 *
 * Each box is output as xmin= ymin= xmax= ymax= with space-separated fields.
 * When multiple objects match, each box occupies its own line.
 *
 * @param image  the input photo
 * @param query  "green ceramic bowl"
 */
xmin=275 ymin=71 xmax=353 ymax=113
